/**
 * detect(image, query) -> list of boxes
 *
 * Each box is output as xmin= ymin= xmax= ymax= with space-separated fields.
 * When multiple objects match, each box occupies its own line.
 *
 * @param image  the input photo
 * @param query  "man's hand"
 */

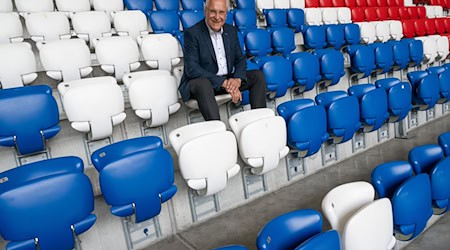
xmin=222 ymin=78 xmax=242 ymax=103
xmin=230 ymin=89 xmax=242 ymax=103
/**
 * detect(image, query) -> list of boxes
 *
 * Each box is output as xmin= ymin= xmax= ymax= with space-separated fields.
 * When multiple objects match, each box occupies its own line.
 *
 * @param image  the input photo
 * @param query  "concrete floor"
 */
xmin=144 ymin=115 xmax=450 ymax=250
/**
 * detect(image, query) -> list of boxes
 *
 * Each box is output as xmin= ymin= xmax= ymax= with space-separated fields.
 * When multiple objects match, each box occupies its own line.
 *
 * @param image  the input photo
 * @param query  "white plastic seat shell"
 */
xmin=15 ymin=0 xmax=54 ymax=15
xmin=114 ymin=10 xmax=149 ymax=40
xmin=55 ymin=0 xmax=91 ymax=16
xmin=0 ymin=42 xmax=37 ymax=89
xmin=25 ymin=12 xmax=71 ymax=43
xmin=0 ymin=12 xmax=23 ymax=43
xmin=0 ymin=0 xmax=13 ymax=12
xmin=72 ymin=11 xmax=113 ymax=49
xmin=138 ymin=34 xmax=181 ymax=71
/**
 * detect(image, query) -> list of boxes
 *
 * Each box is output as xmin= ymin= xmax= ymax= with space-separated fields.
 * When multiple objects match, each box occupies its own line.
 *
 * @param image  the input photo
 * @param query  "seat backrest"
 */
xmin=138 ymin=33 xmax=181 ymax=71
xmin=114 ymin=10 xmax=149 ymax=40
xmin=57 ymin=76 xmax=126 ymax=140
xmin=277 ymin=99 xmax=329 ymax=157
xmin=289 ymin=52 xmax=321 ymax=92
xmin=343 ymin=23 xmax=361 ymax=45
xmin=414 ymin=19 xmax=426 ymax=37
xmin=402 ymin=38 xmax=423 ymax=66
xmin=270 ymin=27 xmax=296 ymax=56
xmin=236 ymin=0 xmax=256 ymax=9
xmin=234 ymin=9 xmax=257 ymax=32
xmin=408 ymin=6 xmax=419 ymax=19
xmin=295 ymin=230 xmax=341 ymax=250
xmin=169 ymin=121 xmax=240 ymax=196
xmin=91 ymin=136 xmax=177 ymax=223
xmin=356 ymin=22 xmax=376 ymax=44
xmin=38 ymin=39 xmax=92 ymax=82
xmin=180 ymin=10 xmax=205 ymax=30
xmin=386 ymin=20 xmax=403 ymax=41
xmin=305 ymin=0 xmax=320 ymax=7
xmin=229 ymin=108 xmax=288 ymax=175
xmin=181 ymin=0 xmax=204 ymax=10
xmin=257 ymin=209 xmax=323 ymax=250
xmin=430 ymin=157 xmax=450 ymax=213
xmin=302 ymin=25 xmax=327 ymax=50
xmin=257 ymin=0 xmax=275 ymax=10
xmin=322 ymin=8 xmax=338 ymax=25
xmin=15 ymin=0 xmax=54 ymax=15
xmin=0 ymin=0 xmax=13 ymax=12
xmin=305 ymin=8 xmax=322 ymax=25
xmin=388 ymin=40 xmax=410 ymax=69
xmin=351 ymin=7 xmax=365 ymax=22
xmin=425 ymin=6 xmax=436 ymax=18
xmin=320 ymin=0 xmax=333 ymax=7
xmin=321 ymin=181 xmax=375 ymax=234
xmin=95 ymin=36 xmax=141 ymax=80
xmin=275 ymin=0 xmax=291 ymax=8
xmin=72 ymin=11 xmax=113 ymax=49
xmin=291 ymin=0 xmax=306 ymax=8
xmin=264 ymin=9 xmax=288 ymax=29
xmin=392 ymin=174 xmax=433 ymax=240
xmin=124 ymin=0 xmax=153 ymax=13
xmin=148 ymin=10 xmax=181 ymax=34
xmin=0 ymin=85 xmax=60 ymax=155
xmin=428 ymin=66 xmax=450 ymax=103
xmin=373 ymin=21 xmax=390 ymax=42
xmin=387 ymin=7 xmax=399 ymax=20
xmin=257 ymin=56 xmax=294 ymax=98
xmin=375 ymin=78 xmax=412 ymax=123
xmin=439 ymin=131 xmax=450 ymax=156
xmin=55 ymin=0 xmax=91 ymax=15
xmin=154 ymin=0 xmax=179 ymax=10
xmin=364 ymin=7 xmax=377 ymax=21
xmin=245 ymin=29 xmax=272 ymax=57
xmin=435 ymin=35 xmax=449 ymax=62
xmin=408 ymin=144 xmax=444 ymax=174
xmin=342 ymin=198 xmax=395 ymax=250
xmin=434 ymin=18 xmax=446 ymax=34
xmin=398 ymin=7 xmax=409 ymax=20
xmin=333 ymin=0 xmax=345 ymax=6
xmin=0 ymin=42 xmax=37 ymax=89
xmin=25 ymin=12 xmax=71 ymax=43
xmin=407 ymin=70 xmax=440 ymax=110
xmin=402 ymin=20 xmax=415 ymax=38
xmin=337 ymin=7 xmax=351 ymax=24
xmin=0 ymin=157 xmax=95 ymax=250
xmin=313 ymin=49 xmax=345 ymax=86
xmin=370 ymin=42 xmax=394 ymax=74
xmin=0 ymin=12 xmax=24 ymax=44
xmin=376 ymin=7 xmax=388 ymax=20
xmin=371 ymin=161 xmax=413 ymax=198
xmin=92 ymin=0 xmax=124 ymax=14
xmin=345 ymin=44 xmax=375 ymax=77
xmin=287 ymin=9 xmax=305 ymax=32
xmin=123 ymin=70 xmax=180 ymax=127
xmin=434 ymin=6 xmax=444 ymax=17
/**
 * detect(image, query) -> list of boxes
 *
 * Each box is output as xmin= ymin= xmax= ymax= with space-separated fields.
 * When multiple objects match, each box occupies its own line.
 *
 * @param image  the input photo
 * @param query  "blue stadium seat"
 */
xmin=148 ymin=10 xmax=180 ymax=35
xmin=0 ymin=85 xmax=60 ymax=155
xmin=154 ymin=0 xmax=178 ymax=10
xmin=370 ymin=42 xmax=394 ymax=74
xmin=238 ymin=31 xmax=246 ymax=54
xmin=302 ymin=25 xmax=327 ymax=50
xmin=234 ymin=9 xmax=257 ymax=34
xmin=427 ymin=66 xmax=450 ymax=104
xmin=256 ymin=209 xmax=323 ymax=250
xmin=326 ymin=24 xmax=345 ymax=49
xmin=226 ymin=10 xmax=234 ymax=25
xmin=295 ymin=230 xmax=341 ymax=250
xmin=407 ymin=71 xmax=440 ymax=110
xmin=315 ymin=91 xmax=361 ymax=144
xmin=343 ymin=23 xmax=361 ymax=45
xmin=124 ymin=0 xmax=153 ymax=14
xmin=313 ymin=49 xmax=345 ymax=86
xmin=438 ymin=131 xmax=450 ymax=156
xmin=236 ymin=0 xmax=255 ymax=9
xmin=264 ymin=9 xmax=288 ymax=29
xmin=287 ymin=9 xmax=305 ymax=33
xmin=245 ymin=29 xmax=272 ymax=58
xmin=181 ymin=0 xmax=204 ymax=10
xmin=179 ymin=10 xmax=205 ymax=30
xmin=345 ymin=44 xmax=376 ymax=78
xmin=288 ymin=52 xmax=322 ymax=92
xmin=91 ymin=136 xmax=177 ymax=223
xmin=408 ymin=144 xmax=444 ymax=174
xmin=375 ymin=78 xmax=412 ymax=123
xmin=256 ymin=56 xmax=294 ymax=98
xmin=430 ymin=157 xmax=450 ymax=214
xmin=277 ymin=99 xmax=329 ymax=157
xmin=402 ymin=38 xmax=424 ymax=67
xmin=270 ymin=27 xmax=296 ymax=57
xmin=0 ymin=157 xmax=96 ymax=250
xmin=348 ymin=84 xmax=389 ymax=132
xmin=387 ymin=40 xmax=410 ymax=70
xmin=371 ymin=162 xmax=433 ymax=241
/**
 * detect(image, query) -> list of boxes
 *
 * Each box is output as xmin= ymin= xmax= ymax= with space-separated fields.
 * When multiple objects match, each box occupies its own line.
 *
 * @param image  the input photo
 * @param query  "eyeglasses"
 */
xmin=206 ymin=7 xmax=227 ymax=16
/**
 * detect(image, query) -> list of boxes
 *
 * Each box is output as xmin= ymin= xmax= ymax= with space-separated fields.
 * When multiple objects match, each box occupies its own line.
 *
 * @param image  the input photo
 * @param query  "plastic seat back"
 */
xmin=169 ymin=121 xmax=240 ymax=196
xmin=55 ymin=0 xmax=91 ymax=15
xmin=72 ymin=11 xmax=113 ymax=49
xmin=25 ymin=12 xmax=71 ymax=43
xmin=234 ymin=9 xmax=257 ymax=33
xmin=256 ymin=56 xmax=294 ymax=98
xmin=0 ymin=13 xmax=23 ymax=43
xmin=124 ymin=0 xmax=153 ymax=13
xmin=430 ymin=157 xmax=450 ymax=213
xmin=322 ymin=8 xmax=338 ymax=25
xmin=154 ymin=0 xmax=179 ymax=10
xmin=0 ymin=157 xmax=96 ymax=250
xmin=148 ymin=10 xmax=180 ymax=35
xmin=180 ymin=10 xmax=205 ymax=30
xmin=322 ymin=181 xmax=375 ymax=234
xmin=92 ymin=0 xmax=124 ymax=16
xmin=138 ymin=33 xmax=181 ymax=71
xmin=345 ymin=44 xmax=375 ymax=77
xmin=0 ymin=0 xmax=13 ymax=12
xmin=428 ymin=66 xmax=450 ymax=103
xmin=370 ymin=42 xmax=394 ymax=74
xmin=388 ymin=40 xmax=410 ymax=70
xmin=114 ymin=10 xmax=149 ymax=40
xmin=92 ymin=136 xmax=177 ymax=223
xmin=343 ymin=23 xmax=361 ymax=45
xmin=245 ymin=29 xmax=273 ymax=57
xmin=375 ymin=78 xmax=412 ymax=122
xmin=57 ymin=76 xmax=126 ymax=140
xmin=387 ymin=20 xmax=404 ymax=41
xmin=337 ymin=7 xmax=352 ymax=24
xmin=229 ymin=108 xmax=289 ymax=175
xmin=277 ymin=99 xmax=329 ymax=157
xmin=270 ymin=27 xmax=296 ymax=56
xmin=371 ymin=161 xmax=414 ymax=198
xmin=357 ymin=22 xmax=376 ymax=44
xmin=0 ymin=42 xmax=37 ymax=89
xmin=264 ymin=9 xmax=288 ymax=29
xmin=326 ymin=24 xmax=345 ymax=49
xmin=236 ymin=0 xmax=256 ymax=9
xmin=305 ymin=8 xmax=322 ymax=25
xmin=181 ymin=0 xmax=204 ymax=10
xmin=313 ymin=49 xmax=345 ymax=86
xmin=287 ymin=8 xmax=305 ymax=32
xmin=407 ymin=70 xmax=440 ymax=110
xmin=295 ymin=230 xmax=341 ymax=250
xmin=302 ymin=25 xmax=327 ymax=50
xmin=289 ymin=52 xmax=321 ymax=92
xmin=408 ymin=144 xmax=444 ymax=174
xmin=15 ymin=0 xmax=54 ymax=15
xmin=402 ymin=38 xmax=423 ymax=67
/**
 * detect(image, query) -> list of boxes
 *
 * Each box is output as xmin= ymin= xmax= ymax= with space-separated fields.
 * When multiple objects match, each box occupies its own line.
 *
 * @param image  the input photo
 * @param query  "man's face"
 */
xmin=205 ymin=0 xmax=227 ymax=32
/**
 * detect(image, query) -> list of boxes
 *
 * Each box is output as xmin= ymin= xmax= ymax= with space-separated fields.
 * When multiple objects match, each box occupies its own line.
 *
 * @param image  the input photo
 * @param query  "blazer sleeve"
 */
xmin=230 ymin=27 xmax=247 ymax=82
xmin=183 ymin=29 xmax=226 ymax=91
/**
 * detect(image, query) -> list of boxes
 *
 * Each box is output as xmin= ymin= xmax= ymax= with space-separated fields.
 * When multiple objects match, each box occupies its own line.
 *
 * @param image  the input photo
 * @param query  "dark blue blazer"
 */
xmin=179 ymin=20 xmax=247 ymax=102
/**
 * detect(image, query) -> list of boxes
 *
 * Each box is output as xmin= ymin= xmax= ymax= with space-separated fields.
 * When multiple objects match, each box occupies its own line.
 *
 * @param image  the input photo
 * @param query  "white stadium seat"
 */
xmin=138 ymin=33 xmax=181 ymax=71
xmin=430 ymin=35 xmax=449 ymax=62
xmin=356 ymin=22 xmax=376 ymax=44
xmin=434 ymin=6 xmax=444 ymax=17
xmin=0 ymin=13 xmax=23 ymax=43
xmin=25 ymin=12 xmax=71 ymax=43
xmin=114 ymin=10 xmax=149 ymax=40
xmin=337 ymin=7 xmax=352 ymax=24
xmin=425 ymin=6 xmax=436 ymax=18
xmin=91 ymin=0 xmax=124 ymax=19
xmin=373 ymin=21 xmax=390 ymax=43
xmin=290 ymin=0 xmax=306 ymax=8
xmin=55 ymin=0 xmax=91 ymax=17
xmin=72 ymin=11 xmax=113 ymax=49
xmin=386 ymin=20 xmax=403 ymax=41
xmin=304 ymin=8 xmax=322 ymax=26
xmin=95 ymin=36 xmax=141 ymax=80
xmin=256 ymin=0 xmax=275 ymax=11
xmin=275 ymin=0 xmax=291 ymax=8
xmin=0 ymin=42 xmax=37 ymax=89
xmin=38 ymin=39 xmax=92 ymax=82
xmin=15 ymin=0 xmax=54 ymax=16
xmin=0 ymin=0 xmax=13 ymax=12
xmin=57 ymin=76 xmax=126 ymax=140
xmin=415 ymin=36 xmax=438 ymax=65
xmin=322 ymin=8 xmax=338 ymax=25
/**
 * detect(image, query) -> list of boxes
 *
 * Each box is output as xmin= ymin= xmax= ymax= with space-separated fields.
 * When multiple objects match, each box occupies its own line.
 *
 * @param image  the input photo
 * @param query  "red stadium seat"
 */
xmin=351 ymin=7 xmax=365 ymax=22
xmin=414 ymin=19 xmax=426 ymax=36
xmin=376 ymin=7 xmax=388 ymax=20
xmin=320 ymin=0 xmax=333 ymax=7
xmin=402 ymin=20 xmax=415 ymax=38
xmin=445 ymin=0 xmax=450 ymax=10
xmin=386 ymin=0 xmax=398 ymax=5
xmin=388 ymin=7 xmax=399 ymax=20
xmin=399 ymin=7 xmax=409 ymax=20
xmin=356 ymin=0 xmax=367 ymax=6
xmin=395 ymin=0 xmax=404 ymax=6
xmin=345 ymin=0 xmax=357 ymax=7
xmin=367 ymin=0 xmax=377 ymax=6
xmin=435 ymin=18 xmax=446 ymax=34
xmin=332 ymin=0 xmax=345 ymax=6
xmin=364 ymin=7 xmax=377 ymax=21
xmin=407 ymin=7 xmax=419 ymax=20
xmin=377 ymin=0 xmax=388 ymax=6
xmin=417 ymin=6 xmax=426 ymax=19
xmin=425 ymin=18 xmax=437 ymax=35
xmin=305 ymin=0 xmax=320 ymax=7
xmin=444 ymin=18 xmax=450 ymax=33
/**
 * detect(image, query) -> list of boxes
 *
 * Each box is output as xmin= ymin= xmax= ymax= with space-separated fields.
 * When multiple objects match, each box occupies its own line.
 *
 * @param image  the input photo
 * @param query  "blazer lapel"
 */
xmin=201 ymin=21 xmax=217 ymax=63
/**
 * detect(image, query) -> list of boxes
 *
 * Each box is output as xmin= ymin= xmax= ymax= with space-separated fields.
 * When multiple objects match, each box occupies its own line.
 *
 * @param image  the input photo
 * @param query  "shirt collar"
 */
xmin=205 ymin=20 xmax=223 ymax=35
